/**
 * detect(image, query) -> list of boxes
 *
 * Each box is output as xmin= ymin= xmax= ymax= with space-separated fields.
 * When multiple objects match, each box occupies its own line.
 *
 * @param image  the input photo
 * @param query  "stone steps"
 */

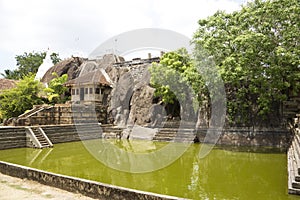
xmin=33 ymin=130 xmax=49 ymax=146
xmin=153 ymin=128 xmax=196 ymax=143
xmin=288 ymin=132 xmax=300 ymax=194
xmin=27 ymin=127 xmax=53 ymax=149
xmin=283 ymin=98 xmax=300 ymax=119
xmin=40 ymin=124 xmax=123 ymax=144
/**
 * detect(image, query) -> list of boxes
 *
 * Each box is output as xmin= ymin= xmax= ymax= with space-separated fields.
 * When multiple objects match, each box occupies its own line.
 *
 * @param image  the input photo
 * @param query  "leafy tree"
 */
xmin=0 ymin=75 xmax=44 ymax=120
xmin=15 ymin=52 xmax=46 ymax=78
xmin=50 ymin=52 xmax=62 ymax=65
xmin=1 ymin=51 xmax=61 ymax=80
xmin=193 ymin=0 xmax=300 ymax=126
xmin=149 ymin=49 xmax=206 ymax=119
xmin=44 ymin=72 xmax=69 ymax=104
xmin=1 ymin=69 xmax=19 ymax=80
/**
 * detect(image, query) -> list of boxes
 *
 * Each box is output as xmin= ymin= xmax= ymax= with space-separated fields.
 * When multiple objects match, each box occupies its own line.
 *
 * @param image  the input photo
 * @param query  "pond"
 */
xmin=0 ymin=139 xmax=299 ymax=200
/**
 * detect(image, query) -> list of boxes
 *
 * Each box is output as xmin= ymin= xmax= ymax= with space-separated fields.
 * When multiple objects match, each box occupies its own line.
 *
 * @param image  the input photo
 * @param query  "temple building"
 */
xmin=64 ymin=70 xmax=112 ymax=106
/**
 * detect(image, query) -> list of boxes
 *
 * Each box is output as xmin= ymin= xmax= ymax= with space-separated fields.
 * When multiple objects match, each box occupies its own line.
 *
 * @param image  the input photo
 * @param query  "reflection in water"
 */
xmin=0 ymin=139 xmax=298 ymax=200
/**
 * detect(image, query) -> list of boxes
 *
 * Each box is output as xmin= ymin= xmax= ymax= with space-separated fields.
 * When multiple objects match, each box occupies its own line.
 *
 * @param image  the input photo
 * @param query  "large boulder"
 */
xmin=41 ymin=57 xmax=84 ymax=84
xmin=109 ymin=71 xmax=134 ymax=127
xmin=128 ymin=85 xmax=155 ymax=125
xmin=108 ymin=62 xmax=159 ymax=127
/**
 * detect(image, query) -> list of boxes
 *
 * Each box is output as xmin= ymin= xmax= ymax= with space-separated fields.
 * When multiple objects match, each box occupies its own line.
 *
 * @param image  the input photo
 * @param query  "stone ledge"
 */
xmin=0 ymin=161 xmax=185 ymax=200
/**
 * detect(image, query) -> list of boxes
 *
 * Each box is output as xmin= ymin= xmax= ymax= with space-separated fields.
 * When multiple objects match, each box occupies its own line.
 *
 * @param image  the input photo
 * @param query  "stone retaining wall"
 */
xmin=10 ymin=104 xmax=108 ymax=126
xmin=0 ymin=125 xmax=291 ymax=150
xmin=0 ymin=127 xmax=26 ymax=150
xmin=0 ymin=124 xmax=123 ymax=150
xmin=0 ymin=161 xmax=182 ymax=200
xmin=197 ymin=128 xmax=290 ymax=147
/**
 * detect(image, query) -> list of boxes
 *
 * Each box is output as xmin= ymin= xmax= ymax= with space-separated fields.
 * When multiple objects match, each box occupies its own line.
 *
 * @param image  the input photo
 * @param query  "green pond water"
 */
xmin=0 ymin=139 xmax=299 ymax=200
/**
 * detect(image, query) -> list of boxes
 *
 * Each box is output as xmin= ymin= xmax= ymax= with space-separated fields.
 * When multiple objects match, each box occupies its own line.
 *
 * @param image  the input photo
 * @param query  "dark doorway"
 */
xmin=165 ymin=99 xmax=180 ymax=119
xmin=80 ymin=88 xmax=84 ymax=101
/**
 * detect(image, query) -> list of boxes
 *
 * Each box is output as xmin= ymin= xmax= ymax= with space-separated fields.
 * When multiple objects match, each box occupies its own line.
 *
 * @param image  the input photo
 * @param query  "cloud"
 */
xmin=0 ymin=0 xmax=243 ymax=75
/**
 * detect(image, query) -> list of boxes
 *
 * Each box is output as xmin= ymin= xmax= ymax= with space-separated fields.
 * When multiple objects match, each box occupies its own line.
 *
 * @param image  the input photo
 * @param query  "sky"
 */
xmin=0 ymin=0 xmax=246 ymax=77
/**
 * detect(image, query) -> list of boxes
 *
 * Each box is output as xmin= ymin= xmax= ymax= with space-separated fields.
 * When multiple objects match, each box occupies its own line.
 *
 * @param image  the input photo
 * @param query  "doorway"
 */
xmin=80 ymin=88 xmax=84 ymax=101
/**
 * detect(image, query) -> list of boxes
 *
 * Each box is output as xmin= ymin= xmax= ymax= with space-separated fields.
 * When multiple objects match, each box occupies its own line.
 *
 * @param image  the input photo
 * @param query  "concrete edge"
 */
xmin=0 ymin=161 xmax=187 ymax=200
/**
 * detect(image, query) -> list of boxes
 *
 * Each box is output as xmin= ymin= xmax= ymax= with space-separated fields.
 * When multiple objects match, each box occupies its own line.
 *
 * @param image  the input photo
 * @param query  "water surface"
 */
xmin=0 ymin=139 xmax=299 ymax=200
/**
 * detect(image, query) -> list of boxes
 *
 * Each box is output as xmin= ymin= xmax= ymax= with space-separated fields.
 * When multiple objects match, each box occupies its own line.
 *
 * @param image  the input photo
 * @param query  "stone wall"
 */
xmin=0 ymin=161 xmax=182 ymax=200
xmin=0 ymin=124 xmax=123 ymax=150
xmin=196 ymin=127 xmax=290 ymax=147
xmin=11 ymin=104 xmax=108 ymax=126
xmin=0 ymin=127 xmax=26 ymax=150
xmin=0 ymin=125 xmax=291 ymax=150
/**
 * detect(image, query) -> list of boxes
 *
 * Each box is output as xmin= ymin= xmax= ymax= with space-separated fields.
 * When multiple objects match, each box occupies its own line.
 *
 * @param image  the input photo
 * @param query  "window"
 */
xmin=76 ymin=89 xmax=79 ymax=95
xmin=89 ymin=88 xmax=93 ymax=94
xmin=72 ymin=89 xmax=75 ymax=95
xmin=85 ymin=88 xmax=88 ymax=94
xmin=95 ymin=88 xmax=100 ymax=94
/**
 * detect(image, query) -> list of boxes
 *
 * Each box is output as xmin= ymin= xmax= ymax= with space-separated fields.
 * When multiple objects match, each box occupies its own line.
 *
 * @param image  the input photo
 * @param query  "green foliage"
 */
xmin=149 ymin=48 xmax=204 ymax=108
xmin=1 ymin=51 xmax=61 ymax=80
xmin=193 ymin=0 xmax=300 ymax=125
xmin=44 ymin=72 xmax=69 ymax=104
xmin=15 ymin=52 xmax=46 ymax=78
xmin=0 ymin=75 xmax=44 ymax=119
xmin=50 ymin=52 xmax=62 ymax=65
xmin=1 ymin=69 xmax=20 ymax=80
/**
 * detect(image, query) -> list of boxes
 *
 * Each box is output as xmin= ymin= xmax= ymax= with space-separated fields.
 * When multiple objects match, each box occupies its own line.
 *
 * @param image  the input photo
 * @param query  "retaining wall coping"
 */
xmin=0 ymin=161 xmax=185 ymax=200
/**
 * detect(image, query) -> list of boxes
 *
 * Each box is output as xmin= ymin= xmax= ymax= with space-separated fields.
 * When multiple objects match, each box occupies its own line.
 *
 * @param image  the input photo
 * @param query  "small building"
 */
xmin=64 ymin=70 xmax=112 ymax=106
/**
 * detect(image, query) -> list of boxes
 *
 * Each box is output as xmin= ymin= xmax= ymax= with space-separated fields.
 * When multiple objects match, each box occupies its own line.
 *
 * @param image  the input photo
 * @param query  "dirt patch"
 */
xmin=0 ymin=173 xmax=97 ymax=200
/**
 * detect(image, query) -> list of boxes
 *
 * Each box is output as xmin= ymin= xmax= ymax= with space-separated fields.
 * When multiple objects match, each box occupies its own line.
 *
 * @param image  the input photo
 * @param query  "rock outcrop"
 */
xmin=41 ymin=57 xmax=84 ymax=84
xmin=41 ymin=54 xmax=162 ymax=127
xmin=108 ymin=63 xmax=156 ymax=127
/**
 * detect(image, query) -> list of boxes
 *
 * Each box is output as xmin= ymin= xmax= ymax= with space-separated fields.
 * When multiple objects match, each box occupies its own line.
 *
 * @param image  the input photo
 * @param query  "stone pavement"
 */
xmin=0 ymin=173 xmax=96 ymax=200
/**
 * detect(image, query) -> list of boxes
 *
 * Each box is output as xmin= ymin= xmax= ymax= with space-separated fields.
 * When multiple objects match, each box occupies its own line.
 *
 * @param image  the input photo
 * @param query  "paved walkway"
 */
xmin=0 ymin=173 xmax=96 ymax=200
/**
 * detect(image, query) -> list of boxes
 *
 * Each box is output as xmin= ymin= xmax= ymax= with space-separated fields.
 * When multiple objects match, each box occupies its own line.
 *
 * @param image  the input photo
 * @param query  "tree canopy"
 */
xmin=1 ymin=51 xmax=61 ymax=80
xmin=44 ymin=72 xmax=69 ymax=104
xmin=0 ymin=75 xmax=44 ymax=120
xmin=149 ymin=48 xmax=204 ymax=106
xmin=193 ymin=0 xmax=300 ymax=125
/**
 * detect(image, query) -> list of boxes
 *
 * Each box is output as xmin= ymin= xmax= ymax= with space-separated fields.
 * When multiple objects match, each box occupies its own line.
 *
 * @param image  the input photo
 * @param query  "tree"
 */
xmin=1 ymin=69 xmax=20 ymax=80
xmin=0 ymin=75 xmax=44 ymax=120
xmin=149 ymin=48 xmax=206 ymax=119
xmin=15 ymin=52 xmax=46 ymax=78
xmin=193 ymin=0 xmax=300 ymax=126
xmin=50 ymin=52 xmax=62 ymax=65
xmin=1 ymin=51 xmax=61 ymax=80
xmin=44 ymin=72 xmax=69 ymax=104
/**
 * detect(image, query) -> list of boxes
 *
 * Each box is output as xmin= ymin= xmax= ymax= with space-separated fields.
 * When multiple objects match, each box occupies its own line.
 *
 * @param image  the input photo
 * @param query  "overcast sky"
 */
xmin=0 ymin=0 xmax=246 ymax=76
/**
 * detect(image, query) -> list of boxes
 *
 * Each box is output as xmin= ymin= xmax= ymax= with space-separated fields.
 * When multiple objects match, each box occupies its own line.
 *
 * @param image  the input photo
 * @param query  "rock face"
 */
xmin=108 ymin=63 xmax=155 ymax=127
xmin=128 ymin=85 xmax=155 ymax=125
xmin=109 ymin=71 xmax=134 ymax=126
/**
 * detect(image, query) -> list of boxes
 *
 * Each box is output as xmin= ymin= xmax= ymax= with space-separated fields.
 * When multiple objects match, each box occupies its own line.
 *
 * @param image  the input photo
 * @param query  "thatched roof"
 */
xmin=0 ymin=79 xmax=18 ymax=91
xmin=64 ymin=70 xmax=111 ymax=87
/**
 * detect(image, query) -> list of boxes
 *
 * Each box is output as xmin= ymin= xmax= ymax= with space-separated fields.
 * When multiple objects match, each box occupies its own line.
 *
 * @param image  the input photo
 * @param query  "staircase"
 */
xmin=283 ymin=97 xmax=300 ymax=119
xmin=288 ymin=128 xmax=300 ymax=194
xmin=26 ymin=127 xmax=53 ymax=148
xmin=153 ymin=120 xmax=197 ymax=143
